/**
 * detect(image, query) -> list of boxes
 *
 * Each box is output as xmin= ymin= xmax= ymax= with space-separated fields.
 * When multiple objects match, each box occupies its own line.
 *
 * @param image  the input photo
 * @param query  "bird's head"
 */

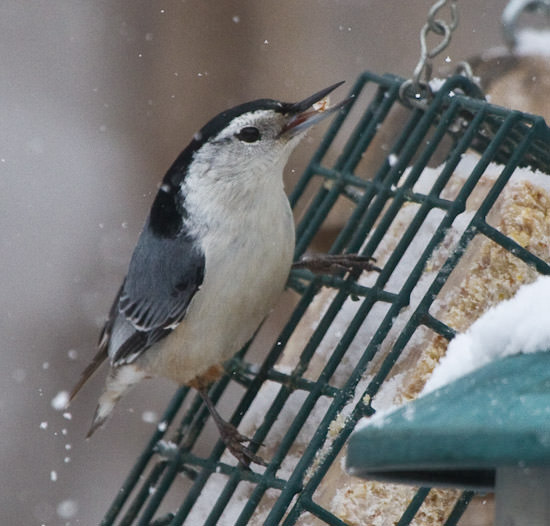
xmin=171 ymin=82 xmax=350 ymax=182
xmin=151 ymin=82 xmax=350 ymax=237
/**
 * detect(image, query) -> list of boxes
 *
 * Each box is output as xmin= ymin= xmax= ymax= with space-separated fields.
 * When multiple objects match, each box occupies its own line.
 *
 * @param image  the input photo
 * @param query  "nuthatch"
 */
xmin=70 ymin=82 xmax=377 ymax=465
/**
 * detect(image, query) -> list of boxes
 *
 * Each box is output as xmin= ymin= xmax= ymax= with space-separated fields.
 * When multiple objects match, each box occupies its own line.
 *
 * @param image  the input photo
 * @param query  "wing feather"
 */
xmin=109 ymin=216 xmax=205 ymax=365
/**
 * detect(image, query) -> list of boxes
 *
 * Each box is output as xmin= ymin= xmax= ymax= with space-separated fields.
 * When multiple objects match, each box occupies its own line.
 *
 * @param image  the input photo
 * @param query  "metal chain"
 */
xmin=400 ymin=0 xmax=459 ymax=107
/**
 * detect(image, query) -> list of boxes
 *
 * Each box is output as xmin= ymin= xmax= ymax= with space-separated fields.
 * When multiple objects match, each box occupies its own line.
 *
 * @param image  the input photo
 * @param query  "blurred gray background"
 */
xmin=1 ymin=1 xmax=511 ymax=524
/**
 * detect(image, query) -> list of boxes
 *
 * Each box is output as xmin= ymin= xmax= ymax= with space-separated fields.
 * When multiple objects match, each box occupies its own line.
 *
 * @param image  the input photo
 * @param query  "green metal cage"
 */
xmin=99 ymin=71 xmax=550 ymax=526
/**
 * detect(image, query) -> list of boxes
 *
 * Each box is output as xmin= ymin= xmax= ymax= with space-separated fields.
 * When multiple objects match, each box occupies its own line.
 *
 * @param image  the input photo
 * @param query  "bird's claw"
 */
xmin=218 ymin=422 xmax=267 ymax=467
xmin=293 ymin=253 xmax=381 ymax=275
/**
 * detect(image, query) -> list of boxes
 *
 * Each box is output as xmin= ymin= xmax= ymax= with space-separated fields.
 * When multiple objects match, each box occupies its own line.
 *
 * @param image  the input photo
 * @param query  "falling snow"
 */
xmin=141 ymin=410 xmax=158 ymax=424
xmin=51 ymin=391 xmax=69 ymax=411
xmin=157 ymin=420 xmax=168 ymax=432
xmin=56 ymin=499 xmax=78 ymax=520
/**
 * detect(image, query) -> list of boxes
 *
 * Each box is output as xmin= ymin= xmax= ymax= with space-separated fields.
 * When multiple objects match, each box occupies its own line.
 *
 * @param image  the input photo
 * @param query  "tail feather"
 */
xmin=85 ymin=364 xmax=147 ymax=437
xmin=86 ymin=406 xmax=109 ymax=438
xmin=71 ymin=284 xmax=123 ymax=405
xmin=68 ymin=347 xmax=109 ymax=404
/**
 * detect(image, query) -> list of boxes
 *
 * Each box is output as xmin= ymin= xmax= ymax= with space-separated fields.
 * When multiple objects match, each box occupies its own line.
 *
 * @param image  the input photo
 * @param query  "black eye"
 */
xmin=235 ymin=126 xmax=261 ymax=143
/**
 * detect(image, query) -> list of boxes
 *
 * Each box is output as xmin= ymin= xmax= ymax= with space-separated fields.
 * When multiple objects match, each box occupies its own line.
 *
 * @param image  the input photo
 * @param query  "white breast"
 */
xmin=148 ymin=161 xmax=295 ymax=384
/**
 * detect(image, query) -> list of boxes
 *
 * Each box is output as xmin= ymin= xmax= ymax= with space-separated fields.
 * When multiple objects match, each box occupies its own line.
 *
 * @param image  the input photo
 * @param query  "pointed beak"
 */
xmin=280 ymin=81 xmax=352 ymax=137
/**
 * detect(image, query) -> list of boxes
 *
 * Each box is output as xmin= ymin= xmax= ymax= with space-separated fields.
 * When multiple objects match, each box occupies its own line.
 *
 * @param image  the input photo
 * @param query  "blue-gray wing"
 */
xmin=108 ymin=216 xmax=205 ymax=366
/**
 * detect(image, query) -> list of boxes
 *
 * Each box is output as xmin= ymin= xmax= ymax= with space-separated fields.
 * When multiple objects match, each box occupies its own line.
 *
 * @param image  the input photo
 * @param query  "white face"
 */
xmin=181 ymin=108 xmax=304 ymax=239
xmin=193 ymin=109 xmax=304 ymax=180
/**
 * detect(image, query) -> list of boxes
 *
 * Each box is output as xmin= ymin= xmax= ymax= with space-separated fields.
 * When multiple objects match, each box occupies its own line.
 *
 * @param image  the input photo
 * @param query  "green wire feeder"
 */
xmin=99 ymin=71 xmax=550 ymax=526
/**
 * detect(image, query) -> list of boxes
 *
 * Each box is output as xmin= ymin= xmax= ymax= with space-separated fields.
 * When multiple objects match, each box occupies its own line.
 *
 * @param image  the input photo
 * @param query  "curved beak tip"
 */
xmin=288 ymin=81 xmax=346 ymax=113
xmin=282 ymin=81 xmax=351 ymax=136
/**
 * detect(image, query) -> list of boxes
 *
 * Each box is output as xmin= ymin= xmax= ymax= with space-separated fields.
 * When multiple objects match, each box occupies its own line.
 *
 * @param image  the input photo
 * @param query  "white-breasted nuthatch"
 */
xmin=70 ymin=82 xmax=377 ymax=465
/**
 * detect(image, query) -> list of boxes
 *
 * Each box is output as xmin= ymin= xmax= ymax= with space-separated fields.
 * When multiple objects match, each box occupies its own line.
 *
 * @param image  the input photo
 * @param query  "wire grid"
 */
xmin=100 ymin=72 xmax=550 ymax=526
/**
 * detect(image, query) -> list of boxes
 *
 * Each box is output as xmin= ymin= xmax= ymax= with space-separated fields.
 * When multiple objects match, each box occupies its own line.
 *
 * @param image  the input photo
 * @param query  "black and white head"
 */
xmin=185 ymin=81 xmax=349 ymax=174
xmin=150 ymin=82 xmax=349 ymax=237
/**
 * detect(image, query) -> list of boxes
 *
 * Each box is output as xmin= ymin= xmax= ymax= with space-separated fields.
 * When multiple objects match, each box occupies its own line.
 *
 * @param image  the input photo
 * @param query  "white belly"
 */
xmin=148 ymin=188 xmax=295 ymax=384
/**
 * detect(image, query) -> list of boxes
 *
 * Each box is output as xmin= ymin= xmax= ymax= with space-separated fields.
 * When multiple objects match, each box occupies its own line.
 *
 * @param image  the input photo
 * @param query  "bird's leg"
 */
xmin=292 ymin=253 xmax=381 ymax=275
xmin=197 ymin=387 xmax=266 ymax=467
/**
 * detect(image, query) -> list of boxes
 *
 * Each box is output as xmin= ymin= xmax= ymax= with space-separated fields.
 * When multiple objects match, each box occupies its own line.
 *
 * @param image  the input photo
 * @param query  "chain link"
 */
xmin=400 ymin=0 xmax=459 ymax=107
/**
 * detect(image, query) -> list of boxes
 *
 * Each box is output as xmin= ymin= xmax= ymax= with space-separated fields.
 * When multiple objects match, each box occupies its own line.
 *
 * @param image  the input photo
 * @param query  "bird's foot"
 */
xmin=293 ymin=253 xmax=381 ymax=275
xmin=217 ymin=420 xmax=267 ymax=467
xmin=197 ymin=387 xmax=266 ymax=467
